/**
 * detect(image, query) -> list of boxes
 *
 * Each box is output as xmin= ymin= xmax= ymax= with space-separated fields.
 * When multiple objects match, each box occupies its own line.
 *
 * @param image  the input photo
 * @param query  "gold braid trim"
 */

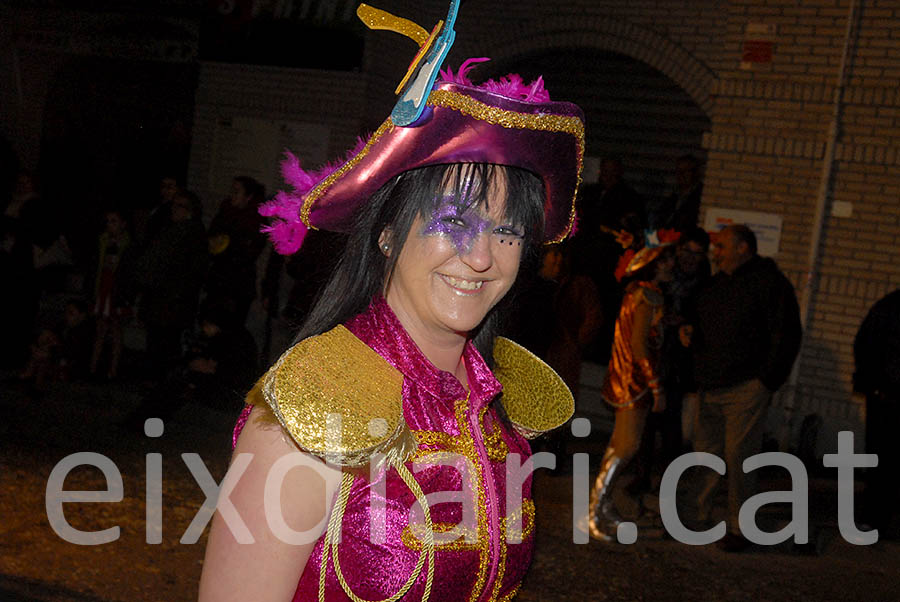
xmin=300 ymin=119 xmax=396 ymax=229
xmin=402 ymin=521 xmax=478 ymax=551
xmin=426 ymin=89 xmax=585 ymax=243
xmin=320 ymin=463 xmax=435 ymax=602
xmin=479 ymin=405 xmax=510 ymax=462
xmin=426 ymin=90 xmax=584 ymax=136
xmin=401 ymin=499 xmax=534 ymax=552
xmin=499 ymin=585 xmax=522 ymax=602
xmin=403 ymin=393 xmax=535 ymax=600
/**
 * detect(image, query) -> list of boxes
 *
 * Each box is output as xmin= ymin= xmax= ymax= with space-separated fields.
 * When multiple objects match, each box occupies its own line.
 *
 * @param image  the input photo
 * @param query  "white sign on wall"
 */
xmin=209 ymin=116 xmax=330 ymax=198
xmin=704 ymin=207 xmax=783 ymax=257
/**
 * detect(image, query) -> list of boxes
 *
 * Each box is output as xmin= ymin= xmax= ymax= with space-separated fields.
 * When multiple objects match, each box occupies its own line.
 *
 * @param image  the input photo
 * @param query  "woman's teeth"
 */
xmin=443 ymin=275 xmax=483 ymax=291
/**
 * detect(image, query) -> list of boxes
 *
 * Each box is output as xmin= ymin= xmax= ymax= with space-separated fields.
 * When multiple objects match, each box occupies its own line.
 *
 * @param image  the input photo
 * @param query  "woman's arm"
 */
xmin=198 ymin=406 xmax=343 ymax=601
xmin=630 ymin=295 xmax=666 ymax=412
xmin=630 ymin=296 xmax=653 ymax=364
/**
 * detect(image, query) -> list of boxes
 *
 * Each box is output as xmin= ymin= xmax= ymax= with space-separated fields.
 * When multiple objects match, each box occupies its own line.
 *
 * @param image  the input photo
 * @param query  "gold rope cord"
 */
xmin=319 ymin=462 xmax=435 ymax=602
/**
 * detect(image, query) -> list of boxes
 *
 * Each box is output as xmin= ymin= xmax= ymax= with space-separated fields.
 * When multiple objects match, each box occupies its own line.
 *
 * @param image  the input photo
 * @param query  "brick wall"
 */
xmin=699 ymin=0 xmax=900 ymax=454
xmin=188 ymin=62 xmax=368 ymax=217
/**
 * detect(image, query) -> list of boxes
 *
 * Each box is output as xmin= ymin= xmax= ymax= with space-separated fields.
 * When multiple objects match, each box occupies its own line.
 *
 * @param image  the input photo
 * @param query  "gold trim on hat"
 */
xmin=428 ymin=89 xmax=584 ymax=243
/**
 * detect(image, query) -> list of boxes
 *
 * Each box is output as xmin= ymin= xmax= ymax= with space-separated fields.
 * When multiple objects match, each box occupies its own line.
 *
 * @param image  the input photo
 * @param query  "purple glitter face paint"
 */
xmin=421 ymin=196 xmax=523 ymax=256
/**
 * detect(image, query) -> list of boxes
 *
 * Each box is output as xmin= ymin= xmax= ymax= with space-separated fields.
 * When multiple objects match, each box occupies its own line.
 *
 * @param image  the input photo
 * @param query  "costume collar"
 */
xmin=345 ymin=296 xmax=502 ymax=410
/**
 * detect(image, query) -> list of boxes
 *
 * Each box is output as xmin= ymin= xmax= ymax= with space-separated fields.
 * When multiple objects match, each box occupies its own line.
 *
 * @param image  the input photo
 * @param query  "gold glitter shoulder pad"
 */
xmin=252 ymin=325 xmax=416 ymax=468
xmin=492 ymin=337 xmax=574 ymax=438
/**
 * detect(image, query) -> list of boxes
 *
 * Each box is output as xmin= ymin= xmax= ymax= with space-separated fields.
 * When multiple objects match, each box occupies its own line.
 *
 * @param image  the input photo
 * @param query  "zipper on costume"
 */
xmin=468 ymin=395 xmax=501 ymax=600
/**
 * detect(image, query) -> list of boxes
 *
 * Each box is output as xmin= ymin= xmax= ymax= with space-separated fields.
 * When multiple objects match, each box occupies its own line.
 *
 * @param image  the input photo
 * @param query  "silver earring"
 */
xmin=381 ymin=243 xmax=390 ymax=252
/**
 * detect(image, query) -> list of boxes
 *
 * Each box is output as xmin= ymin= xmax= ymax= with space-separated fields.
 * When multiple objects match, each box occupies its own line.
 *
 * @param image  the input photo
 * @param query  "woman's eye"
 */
xmin=441 ymin=215 xmax=467 ymax=228
xmin=494 ymin=226 xmax=523 ymax=237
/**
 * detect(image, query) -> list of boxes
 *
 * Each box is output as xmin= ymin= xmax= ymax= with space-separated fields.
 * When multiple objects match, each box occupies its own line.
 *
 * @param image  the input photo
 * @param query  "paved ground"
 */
xmin=1 ymin=375 xmax=899 ymax=601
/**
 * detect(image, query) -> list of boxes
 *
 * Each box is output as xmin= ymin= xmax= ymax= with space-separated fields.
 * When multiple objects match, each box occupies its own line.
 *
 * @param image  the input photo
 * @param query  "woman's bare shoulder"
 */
xmin=198 ymin=406 xmax=343 ymax=602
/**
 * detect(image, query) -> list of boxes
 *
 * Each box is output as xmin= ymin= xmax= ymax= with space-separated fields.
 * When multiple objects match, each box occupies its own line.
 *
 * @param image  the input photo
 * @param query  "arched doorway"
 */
xmin=480 ymin=48 xmax=711 ymax=204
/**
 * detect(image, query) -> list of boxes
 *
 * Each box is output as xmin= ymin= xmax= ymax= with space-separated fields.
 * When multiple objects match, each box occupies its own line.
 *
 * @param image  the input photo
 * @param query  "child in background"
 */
xmin=20 ymin=328 xmax=61 ymax=391
xmin=20 ymin=299 xmax=93 ymax=388
xmin=90 ymin=210 xmax=132 ymax=380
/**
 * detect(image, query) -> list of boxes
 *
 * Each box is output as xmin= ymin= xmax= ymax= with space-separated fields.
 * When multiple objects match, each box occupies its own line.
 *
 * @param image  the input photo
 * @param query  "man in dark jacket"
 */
xmin=683 ymin=224 xmax=802 ymax=551
xmin=205 ymin=176 xmax=266 ymax=326
xmin=853 ymin=289 xmax=900 ymax=537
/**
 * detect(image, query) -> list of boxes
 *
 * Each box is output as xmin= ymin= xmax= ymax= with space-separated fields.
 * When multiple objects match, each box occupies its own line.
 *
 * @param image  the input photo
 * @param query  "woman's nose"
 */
xmin=460 ymin=232 xmax=492 ymax=272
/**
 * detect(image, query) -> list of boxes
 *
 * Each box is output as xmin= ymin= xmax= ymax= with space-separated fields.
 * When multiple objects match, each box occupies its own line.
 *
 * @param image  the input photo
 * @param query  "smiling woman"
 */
xmin=382 ymin=165 xmax=543 ymax=377
xmin=284 ymin=162 xmax=547 ymax=375
xmin=198 ymin=3 xmax=583 ymax=600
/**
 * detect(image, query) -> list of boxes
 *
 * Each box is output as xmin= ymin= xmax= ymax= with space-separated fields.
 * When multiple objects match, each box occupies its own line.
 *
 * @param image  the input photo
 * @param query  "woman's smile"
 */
xmin=439 ymin=274 xmax=486 ymax=294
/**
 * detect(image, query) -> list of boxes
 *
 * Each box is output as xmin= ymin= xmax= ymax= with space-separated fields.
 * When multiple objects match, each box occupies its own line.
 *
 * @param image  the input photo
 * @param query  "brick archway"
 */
xmin=454 ymin=16 xmax=717 ymax=116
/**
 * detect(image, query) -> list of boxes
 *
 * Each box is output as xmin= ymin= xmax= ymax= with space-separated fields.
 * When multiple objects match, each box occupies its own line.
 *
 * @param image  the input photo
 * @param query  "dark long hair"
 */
xmin=293 ymin=163 xmax=546 ymax=360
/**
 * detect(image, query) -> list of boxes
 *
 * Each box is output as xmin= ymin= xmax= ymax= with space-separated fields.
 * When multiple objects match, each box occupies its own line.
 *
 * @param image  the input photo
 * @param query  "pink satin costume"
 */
xmin=234 ymin=297 xmax=534 ymax=601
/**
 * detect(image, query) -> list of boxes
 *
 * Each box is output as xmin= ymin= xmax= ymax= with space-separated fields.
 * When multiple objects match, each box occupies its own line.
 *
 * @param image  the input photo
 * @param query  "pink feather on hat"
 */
xmin=259 ymin=137 xmax=370 ymax=254
xmin=438 ymin=58 xmax=551 ymax=103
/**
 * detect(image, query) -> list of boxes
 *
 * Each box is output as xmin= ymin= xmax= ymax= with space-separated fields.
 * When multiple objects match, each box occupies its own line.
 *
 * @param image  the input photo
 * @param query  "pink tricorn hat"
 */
xmin=259 ymin=7 xmax=585 ymax=255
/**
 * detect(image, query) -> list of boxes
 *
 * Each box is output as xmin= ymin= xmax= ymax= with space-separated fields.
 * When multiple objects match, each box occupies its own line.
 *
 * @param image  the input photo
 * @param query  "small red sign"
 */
xmin=742 ymin=40 xmax=774 ymax=63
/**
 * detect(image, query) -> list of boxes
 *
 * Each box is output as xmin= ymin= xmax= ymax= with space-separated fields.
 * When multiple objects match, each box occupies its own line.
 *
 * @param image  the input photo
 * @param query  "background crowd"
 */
xmin=0 ymin=170 xmax=336 ymax=425
xmin=1 ymin=153 xmax=897 ymax=544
